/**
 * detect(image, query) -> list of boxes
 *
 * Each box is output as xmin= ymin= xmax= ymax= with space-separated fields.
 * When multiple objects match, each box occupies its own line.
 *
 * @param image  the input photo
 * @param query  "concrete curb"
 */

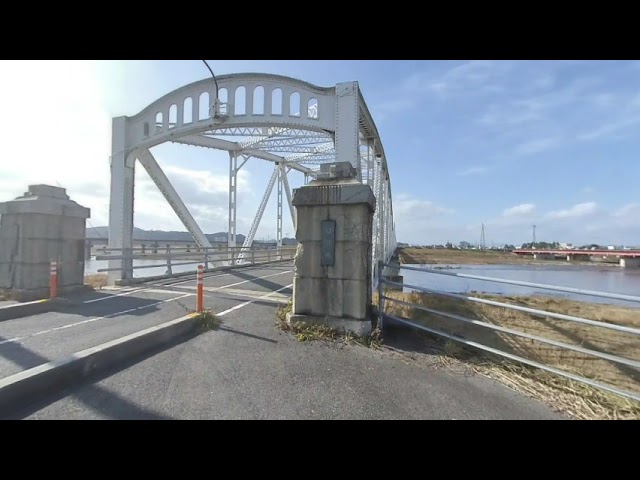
xmin=0 ymin=298 xmax=70 ymax=322
xmin=0 ymin=312 xmax=200 ymax=417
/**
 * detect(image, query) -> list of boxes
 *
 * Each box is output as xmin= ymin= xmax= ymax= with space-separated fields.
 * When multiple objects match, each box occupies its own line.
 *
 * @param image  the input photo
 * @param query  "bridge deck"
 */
xmin=5 ymin=262 xmax=561 ymax=420
xmin=0 ymin=263 xmax=293 ymax=381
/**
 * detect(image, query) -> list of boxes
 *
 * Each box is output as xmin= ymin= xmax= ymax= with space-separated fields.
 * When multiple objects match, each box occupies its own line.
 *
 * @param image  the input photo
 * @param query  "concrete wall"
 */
xmin=0 ymin=185 xmax=90 ymax=299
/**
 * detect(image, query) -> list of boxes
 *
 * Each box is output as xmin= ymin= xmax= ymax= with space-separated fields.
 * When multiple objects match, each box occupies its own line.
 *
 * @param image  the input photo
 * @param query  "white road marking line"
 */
xmin=149 ymin=262 xmax=294 ymax=287
xmin=0 ymin=294 xmax=192 ymax=347
xmin=83 ymin=288 xmax=147 ymax=303
xmin=217 ymin=283 xmax=293 ymax=317
xmin=83 ymin=288 xmax=191 ymax=304
xmin=214 ymin=270 xmax=292 ymax=290
xmin=157 ymin=272 xmax=232 ymax=286
xmin=166 ymin=270 xmax=293 ymax=292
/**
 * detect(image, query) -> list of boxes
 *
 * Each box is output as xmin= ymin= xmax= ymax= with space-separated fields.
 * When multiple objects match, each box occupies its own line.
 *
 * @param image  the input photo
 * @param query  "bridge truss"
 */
xmin=108 ymin=73 xmax=396 ymax=281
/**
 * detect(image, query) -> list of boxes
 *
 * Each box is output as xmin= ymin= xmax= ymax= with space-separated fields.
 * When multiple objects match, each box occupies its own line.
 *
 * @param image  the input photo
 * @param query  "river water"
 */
xmin=85 ymin=258 xmax=225 ymax=278
xmin=400 ymin=264 xmax=640 ymax=309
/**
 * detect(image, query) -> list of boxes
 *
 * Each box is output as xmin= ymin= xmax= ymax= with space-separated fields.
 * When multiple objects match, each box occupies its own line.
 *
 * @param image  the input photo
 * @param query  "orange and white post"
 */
xmin=49 ymin=260 xmax=58 ymax=298
xmin=196 ymin=264 xmax=204 ymax=313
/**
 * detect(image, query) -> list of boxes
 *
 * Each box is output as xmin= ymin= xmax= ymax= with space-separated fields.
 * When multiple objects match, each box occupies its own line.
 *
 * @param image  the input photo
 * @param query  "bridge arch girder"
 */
xmin=108 ymin=72 xmax=396 ymax=282
xmin=123 ymin=73 xmax=337 ymax=153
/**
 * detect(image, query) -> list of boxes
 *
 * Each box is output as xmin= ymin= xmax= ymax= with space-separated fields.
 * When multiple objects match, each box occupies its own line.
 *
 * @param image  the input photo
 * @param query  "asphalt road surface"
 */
xmin=0 ymin=263 xmax=293 ymax=380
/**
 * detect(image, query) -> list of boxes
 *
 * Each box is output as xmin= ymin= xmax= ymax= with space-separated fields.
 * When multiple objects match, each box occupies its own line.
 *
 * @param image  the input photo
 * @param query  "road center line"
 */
xmin=0 ymin=294 xmax=192 ymax=347
xmin=167 ymin=270 xmax=293 ymax=292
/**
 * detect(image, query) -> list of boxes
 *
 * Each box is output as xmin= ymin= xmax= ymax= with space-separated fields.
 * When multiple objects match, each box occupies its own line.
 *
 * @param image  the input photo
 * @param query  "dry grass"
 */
xmin=275 ymin=299 xmax=383 ymax=348
xmin=194 ymin=309 xmax=223 ymax=333
xmin=0 ymin=290 xmax=18 ymax=301
xmin=84 ymin=274 xmax=108 ymax=290
xmin=397 ymin=247 xmax=594 ymax=266
xmin=381 ymin=291 xmax=640 ymax=419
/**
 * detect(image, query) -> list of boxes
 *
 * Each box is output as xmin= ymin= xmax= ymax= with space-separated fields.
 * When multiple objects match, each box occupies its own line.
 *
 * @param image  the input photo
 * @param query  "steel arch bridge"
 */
xmin=108 ymin=73 xmax=396 ymax=281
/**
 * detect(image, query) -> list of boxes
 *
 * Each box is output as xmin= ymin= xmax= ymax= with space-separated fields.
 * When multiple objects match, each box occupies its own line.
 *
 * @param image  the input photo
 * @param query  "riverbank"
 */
xmin=380 ymin=291 xmax=640 ymax=419
xmin=397 ymin=247 xmax=599 ymax=266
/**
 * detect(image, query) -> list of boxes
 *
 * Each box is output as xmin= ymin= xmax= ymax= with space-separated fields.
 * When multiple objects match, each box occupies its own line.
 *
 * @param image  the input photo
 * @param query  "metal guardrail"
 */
xmin=95 ymin=245 xmax=297 ymax=276
xmin=376 ymin=261 xmax=640 ymax=402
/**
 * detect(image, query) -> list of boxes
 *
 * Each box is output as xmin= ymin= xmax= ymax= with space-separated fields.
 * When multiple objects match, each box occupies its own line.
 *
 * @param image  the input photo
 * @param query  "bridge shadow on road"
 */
xmin=0 ymin=332 xmax=205 ymax=420
xmin=49 ymin=291 xmax=193 ymax=319
xmin=225 ymin=269 xmax=292 ymax=292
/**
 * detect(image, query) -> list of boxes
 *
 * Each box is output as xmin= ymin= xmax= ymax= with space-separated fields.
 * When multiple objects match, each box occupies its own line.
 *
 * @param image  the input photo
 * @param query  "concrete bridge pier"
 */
xmin=287 ymin=162 xmax=376 ymax=336
xmin=620 ymin=257 xmax=640 ymax=268
xmin=0 ymin=185 xmax=90 ymax=300
xmin=382 ymin=253 xmax=403 ymax=291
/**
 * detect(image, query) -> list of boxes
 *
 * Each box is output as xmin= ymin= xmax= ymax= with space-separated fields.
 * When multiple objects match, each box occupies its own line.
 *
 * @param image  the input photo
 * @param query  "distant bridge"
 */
xmin=513 ymin=249 xmax=640 ymax=267
xmin=513 ymin=249 xmax=640 ymax=258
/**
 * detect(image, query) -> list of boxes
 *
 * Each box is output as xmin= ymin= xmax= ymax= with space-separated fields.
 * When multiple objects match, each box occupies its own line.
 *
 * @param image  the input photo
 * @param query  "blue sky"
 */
xmin=1 ymin=60 xmax=639 ymax=246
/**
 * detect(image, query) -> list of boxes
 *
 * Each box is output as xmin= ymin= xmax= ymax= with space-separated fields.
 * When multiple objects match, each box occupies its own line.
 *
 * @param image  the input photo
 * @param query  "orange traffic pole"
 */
xmin=49 ymin=260 xmax=58 ymax=298
xmin=196 ymin=264 xmax=204 ymax=312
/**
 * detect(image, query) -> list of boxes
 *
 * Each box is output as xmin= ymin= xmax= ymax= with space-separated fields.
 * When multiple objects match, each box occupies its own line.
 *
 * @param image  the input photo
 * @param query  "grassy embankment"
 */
xmin=379 ymin=290 xmax=640 ymax=419
xmin=389 ymin=247 xmax=639 ymax=419
xmin=397 ymin=247 xmax=600 ymax=266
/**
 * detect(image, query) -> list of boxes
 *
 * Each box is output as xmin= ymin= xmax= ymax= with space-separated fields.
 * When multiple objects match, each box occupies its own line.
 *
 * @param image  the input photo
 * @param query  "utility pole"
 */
xmin=532 ymin=224 xmax=536 ymax=247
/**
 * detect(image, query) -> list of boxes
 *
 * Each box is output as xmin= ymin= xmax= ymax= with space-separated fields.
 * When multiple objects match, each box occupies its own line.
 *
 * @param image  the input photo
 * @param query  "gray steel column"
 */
xmin=107 ymin=116 xmax=134 ymax=282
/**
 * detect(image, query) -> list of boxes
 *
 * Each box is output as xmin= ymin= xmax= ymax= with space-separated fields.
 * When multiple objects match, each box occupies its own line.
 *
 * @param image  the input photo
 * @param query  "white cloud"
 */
xmin=514 ymin=137 xmax=562 ymax=156
xmin=404 ymin=60 xmax=511 ymax=98
xmin=0 ymin=61 xmax=112 ymax=222
xmin=133 ymin=163 xmax=253 ymax=234
xmin=613 ymin=203 xmax=640 ymax=218
xmin=577 ymin=115 xmax=640 ymax=141
xmin=545 ymin=202 xmax=598 ymax=220
xmin=393 ymin=193 xmax=455 ymax=243
xmin=0 ymin=60 xmax=263 ymax=237
xmin=456 ymin=166 xmax=488 ymax=176
xmin=591 ymin=93 xmax=617 ymax=107
xmin=502 ymin=203 xmax=536 ymax=217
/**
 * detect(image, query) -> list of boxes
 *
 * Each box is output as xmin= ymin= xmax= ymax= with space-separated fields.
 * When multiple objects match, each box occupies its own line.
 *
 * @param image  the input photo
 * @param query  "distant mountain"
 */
xmin=86 ymin=226 xmax=297 ymax=245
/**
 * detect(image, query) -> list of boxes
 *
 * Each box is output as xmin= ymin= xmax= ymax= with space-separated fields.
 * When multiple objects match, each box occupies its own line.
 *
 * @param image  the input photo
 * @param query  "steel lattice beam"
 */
xmin=173 ymin=135 xmax=315 ymax=175
xmin=136 ymin=149 xmax=212 ymax=249
xmin=282 ymin=167 xmax=295 ymax=230
xmin=239 ymin=167 xmax=278 ymax=256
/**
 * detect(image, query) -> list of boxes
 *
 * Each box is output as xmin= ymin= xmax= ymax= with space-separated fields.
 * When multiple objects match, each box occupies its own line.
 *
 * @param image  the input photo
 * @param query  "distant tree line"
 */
xmin=520 ymin=241 xmax=560 ymax=249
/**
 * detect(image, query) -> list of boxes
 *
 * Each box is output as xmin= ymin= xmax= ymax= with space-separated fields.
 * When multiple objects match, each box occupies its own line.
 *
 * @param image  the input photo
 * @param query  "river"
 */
xmin=85 ymin=258 xmax=225 ymax=278
xmin=400 ymin=263 xmax=640 ymax=309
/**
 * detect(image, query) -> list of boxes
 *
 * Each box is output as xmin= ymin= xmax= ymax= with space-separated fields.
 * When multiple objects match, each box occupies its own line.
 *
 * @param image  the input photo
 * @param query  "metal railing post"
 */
xmin=251 ymin=249 xmax=255 ymax=265
xmin=377 ymin=259 xmax=384 ymax=330
xmin=166 ymin=244 xmax=173 ymax=276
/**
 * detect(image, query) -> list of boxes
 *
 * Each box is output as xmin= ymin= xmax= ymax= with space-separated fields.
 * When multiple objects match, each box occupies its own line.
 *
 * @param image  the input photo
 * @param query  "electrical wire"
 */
xmin=201 ymin=60 xmax=219 ymax=99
